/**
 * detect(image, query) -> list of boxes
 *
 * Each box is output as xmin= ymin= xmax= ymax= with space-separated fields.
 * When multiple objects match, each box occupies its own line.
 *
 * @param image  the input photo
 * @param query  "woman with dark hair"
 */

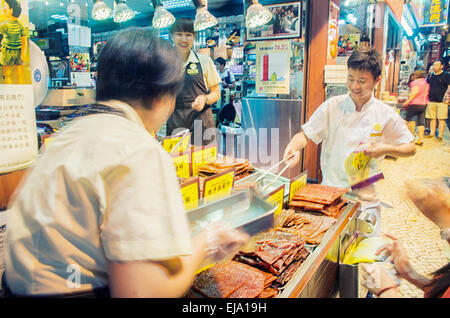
xmin=3 ymin=28 xmax=247 ymax=298
xmin=166 ymin=17 xmax=221 ymax=146
xmin=403 ymin=69 xmax=430 ymax=146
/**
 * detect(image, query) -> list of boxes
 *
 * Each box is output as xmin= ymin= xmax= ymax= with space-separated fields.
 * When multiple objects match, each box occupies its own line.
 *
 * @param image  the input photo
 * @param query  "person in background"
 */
xmin=402 ymin=69 xmax=430 ymax=146
xmin=215 ymin=57 xmax=235 ymax=91
xmin=361 ymin=181 xmax=450 ymax=298
xmin=0 ymin=0 xmax=27 ymax=84
xmin=283 ymin=48 xmax=416 ymax=236
xmin=425 ymin=59 xmax=450 ymax=141
xmin=166 ymin=18 xmax=221 ymax=146
xmin=3 ymin=28 xmax=247 ymax=298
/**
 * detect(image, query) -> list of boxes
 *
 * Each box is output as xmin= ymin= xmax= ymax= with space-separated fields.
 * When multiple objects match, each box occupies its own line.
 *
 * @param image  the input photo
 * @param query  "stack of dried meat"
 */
xmin=289 ymin=183 xmax=349 ymax=218
xmin=186 ymin=260 xmax=278 ymax=298
xmin=233 ymin=232 xmax=309 ymax=287
xmin=274 ymin=209 xmax=336 ymax=245
xmin=196 ymin=155 xmax=254 ymax=181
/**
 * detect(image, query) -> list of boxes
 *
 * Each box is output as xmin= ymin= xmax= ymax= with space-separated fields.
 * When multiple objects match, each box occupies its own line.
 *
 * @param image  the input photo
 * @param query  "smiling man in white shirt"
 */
xmin=284 ymin=48 xmax=416 ymax=235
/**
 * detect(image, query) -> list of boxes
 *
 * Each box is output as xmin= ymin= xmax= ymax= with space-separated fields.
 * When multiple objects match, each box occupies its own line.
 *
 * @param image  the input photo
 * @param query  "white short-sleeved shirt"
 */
xmin=185 ymin=50 xmax=221 ymax=90
xmin=5 ymin=100 xmax=193 ymax=295
xmin=302 ymin=94 xmax=414 ymax=190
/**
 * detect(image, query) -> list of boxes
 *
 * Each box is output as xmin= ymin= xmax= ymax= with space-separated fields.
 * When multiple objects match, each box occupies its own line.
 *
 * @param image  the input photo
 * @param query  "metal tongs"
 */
xmin=169 ymin=129 xmax=190 ymax=154
xmin=252 ymin=150 xmax=299 ymax=192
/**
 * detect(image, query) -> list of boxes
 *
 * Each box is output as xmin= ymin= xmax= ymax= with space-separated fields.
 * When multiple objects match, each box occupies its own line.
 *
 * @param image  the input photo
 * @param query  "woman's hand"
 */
xmin=376 ymin=234 xmax=413 ymax=280
xmin=192 ymin=95 xmax=207 ymax=112
xmin=360 ymin=262 xmax=400 ymax=296
xmin=404 ymin=180 xmax=450 ymax=229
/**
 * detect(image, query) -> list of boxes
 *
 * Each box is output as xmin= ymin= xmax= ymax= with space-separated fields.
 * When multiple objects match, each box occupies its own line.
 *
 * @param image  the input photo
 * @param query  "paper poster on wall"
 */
xmin=70 ymin=52 xmax=90 ymax=72
xmin=0 ymin=0 xmax=38 ymax=173
xmin=255 ymin=40 xmax=291 ymax=95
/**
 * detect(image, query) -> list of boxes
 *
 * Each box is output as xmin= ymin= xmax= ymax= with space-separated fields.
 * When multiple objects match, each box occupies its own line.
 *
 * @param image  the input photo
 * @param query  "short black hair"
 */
xmin=5 ymin=0 xmax=21 ymax=18
xmin=96 ymin=28 xmax=184 ymax=108
xmin=215 ymin=57 xmax=226 ymax=66
xmin=347 ymin=48 xmax=382 ymax=80
xmin=170 ymin=17 xmax=195 ymax=34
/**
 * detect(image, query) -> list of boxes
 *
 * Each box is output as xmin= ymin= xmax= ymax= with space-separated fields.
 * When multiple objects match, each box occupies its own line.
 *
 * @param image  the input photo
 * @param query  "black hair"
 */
xmin=425 ymin=262 xmax=450 ymax=298
xmin=215 ymin=57 xmax=226 ymax=66
xmin=170 ymin=17 xmax=195 ymax=35
xmin=96 ymin=28 xmax=184 ymax=108
xmin=347 ymin=47 xmax=382 ymax=80
xmin=5 ymin=0 xmax=21 ymax=18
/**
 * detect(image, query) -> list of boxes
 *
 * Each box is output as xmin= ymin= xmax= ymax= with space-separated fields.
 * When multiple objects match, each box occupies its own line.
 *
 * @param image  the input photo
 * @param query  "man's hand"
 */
xmin=283 ymin=132 xmax=307 ymax=167
xmin=192 ymin=95 xmax=207 ymax=112
xmin=364 ymin=143 xmax=389 ymax=158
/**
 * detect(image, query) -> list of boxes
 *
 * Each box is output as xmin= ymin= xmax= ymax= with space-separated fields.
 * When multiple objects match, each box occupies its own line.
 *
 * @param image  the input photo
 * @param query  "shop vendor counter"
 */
xmin=278 ymin=199 xmax=360 ymax=298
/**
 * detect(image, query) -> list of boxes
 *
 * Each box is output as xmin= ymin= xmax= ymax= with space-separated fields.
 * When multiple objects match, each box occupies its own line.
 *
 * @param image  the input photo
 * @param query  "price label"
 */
xmin=265 ymin=185 xmax=285 ymax=217
xmin=180 ymin=178 xmax=200 ymax=211
xmin=202 ymin=143 xmax=217 ymax=164
xmin=162 ymin=133 xmax=191 ymax=154
xmin=203 ymin=168 xmax=235 ymax=204
xmin=172 ymin=151 xmax=191 ymax=179
xmin=289 ymin=170 xmax=308 ymax=203
xmin=191 ymin=146 xmax=204 ymax=175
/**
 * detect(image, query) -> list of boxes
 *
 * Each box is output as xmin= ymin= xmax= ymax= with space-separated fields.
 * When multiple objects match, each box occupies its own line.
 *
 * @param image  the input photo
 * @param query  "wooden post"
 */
xmin=0 ymin=169 xmax=27 ymax=209
xmin=302 ymin=0 xmax=331 ymax=181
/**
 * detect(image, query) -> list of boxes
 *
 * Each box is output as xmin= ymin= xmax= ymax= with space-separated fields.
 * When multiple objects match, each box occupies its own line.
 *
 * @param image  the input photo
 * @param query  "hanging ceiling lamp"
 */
xmin=245 ymin=0 xmax=272 ymax=29
xmin=151 ymin=0 xmax=175 ymax=29
xmin=92 ymin=0 xmax=112 ymax=21
xmin=192 ymin=0 xmax=217 ymax=31
xmin=113 ymin=0 xmax=135 ymax=23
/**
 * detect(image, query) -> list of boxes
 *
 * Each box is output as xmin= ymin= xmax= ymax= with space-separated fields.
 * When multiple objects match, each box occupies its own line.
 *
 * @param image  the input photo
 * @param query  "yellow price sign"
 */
xmin=265 ymin=185 xmax=285 ymax=217
xmin=202 ymin=168 xmax=235 ymax=204
xmin=172 ymin=152 xmax=191 ymax=179
xmin=180 ymin=177 xmax=200 ymax=211
xmin=162 ymin=133 xmax=191 ymax=154
xmin=191 ymin=146 xmax=204 ymax=175
xmin=202 ymin=143 xmax=217 ymax=164
xmin=289 ymin=171 xmax=308 ymax=203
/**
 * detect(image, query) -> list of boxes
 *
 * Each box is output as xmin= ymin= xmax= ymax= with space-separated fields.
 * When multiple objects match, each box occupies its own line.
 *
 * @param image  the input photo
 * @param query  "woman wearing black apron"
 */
xmin=167 ymin=18 xmax=221 ymax=146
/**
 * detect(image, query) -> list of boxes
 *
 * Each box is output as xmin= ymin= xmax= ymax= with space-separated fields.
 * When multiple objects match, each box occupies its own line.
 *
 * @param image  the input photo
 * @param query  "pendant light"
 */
xmin=151 ymin=0 xmax=175 ymax=29
xmin=245 ymin=0 xmax=272 ymax=29
xmin=113 ymin=0 xmax=135 ymax=23
xmin=193 ymin=0 xmax=217 ymax=31
xmin=92 ymin=0 xmax=112 ymax=21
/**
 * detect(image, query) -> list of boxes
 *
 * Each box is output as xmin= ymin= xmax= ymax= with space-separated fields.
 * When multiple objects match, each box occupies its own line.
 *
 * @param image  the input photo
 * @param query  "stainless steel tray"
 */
xmin=187 ymin=190 xmax=277 ymax=237
xmin=236 ymin=167 xmax=291 ymax=200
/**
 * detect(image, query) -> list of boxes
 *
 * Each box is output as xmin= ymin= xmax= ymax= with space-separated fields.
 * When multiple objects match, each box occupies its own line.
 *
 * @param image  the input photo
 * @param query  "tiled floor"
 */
xmin=376 ymin=130 xmax=450 ymax=298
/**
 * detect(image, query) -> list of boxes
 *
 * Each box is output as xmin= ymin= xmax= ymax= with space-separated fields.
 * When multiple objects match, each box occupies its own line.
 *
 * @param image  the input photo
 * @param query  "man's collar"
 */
xmin=345 ymin=93 xmax=375 ymax=112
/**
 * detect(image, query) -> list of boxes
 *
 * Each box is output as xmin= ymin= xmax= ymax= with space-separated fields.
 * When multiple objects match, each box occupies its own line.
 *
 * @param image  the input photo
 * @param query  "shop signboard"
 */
xmin=421 ymin=0 xmax=449 ymax=27
xmin=0 ymin=0 xmax=38 ymax=174
xmin=255 ymin=40 xmax=291 ymax=95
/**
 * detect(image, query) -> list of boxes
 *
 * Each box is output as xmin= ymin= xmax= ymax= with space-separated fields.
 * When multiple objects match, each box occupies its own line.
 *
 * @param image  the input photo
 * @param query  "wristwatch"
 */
xmin=440 ymin=228 xmax=450 ymax=241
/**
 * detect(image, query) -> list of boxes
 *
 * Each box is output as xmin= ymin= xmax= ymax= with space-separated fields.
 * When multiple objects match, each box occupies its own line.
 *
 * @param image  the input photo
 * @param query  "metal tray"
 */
xmin=187 ymin=190 xmax=277 ymax=237
xmin=236 ymin=167 xmax=291 ymax=200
